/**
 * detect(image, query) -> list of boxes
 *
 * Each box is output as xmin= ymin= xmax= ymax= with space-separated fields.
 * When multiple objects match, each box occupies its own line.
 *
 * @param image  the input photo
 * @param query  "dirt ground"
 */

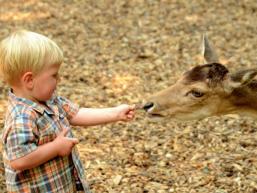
xmin=0 ymin=0 xmax=257 ymax=192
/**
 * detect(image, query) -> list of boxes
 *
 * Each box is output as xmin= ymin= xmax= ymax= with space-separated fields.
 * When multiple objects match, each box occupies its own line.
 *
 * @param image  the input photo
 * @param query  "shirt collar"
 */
xmin=8 ymin=90 xmax=55 ymax=115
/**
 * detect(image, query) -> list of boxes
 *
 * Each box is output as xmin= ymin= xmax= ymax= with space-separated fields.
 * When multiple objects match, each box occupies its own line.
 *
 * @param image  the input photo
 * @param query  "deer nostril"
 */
xmin=143 ymin=102 xmax=154 ymax=111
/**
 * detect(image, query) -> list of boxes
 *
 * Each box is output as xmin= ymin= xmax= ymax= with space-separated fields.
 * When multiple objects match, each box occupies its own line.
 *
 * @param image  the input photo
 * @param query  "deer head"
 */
xmin=143 ymin=35 xmax=257 ymax=120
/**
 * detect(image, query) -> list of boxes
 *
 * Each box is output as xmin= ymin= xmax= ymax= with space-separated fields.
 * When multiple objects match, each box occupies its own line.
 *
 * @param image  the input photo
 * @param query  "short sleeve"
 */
xmin=55 ymin=96 xmax=79 ymax=120
xmin=4 ymin=114 xmax=38 ymax=161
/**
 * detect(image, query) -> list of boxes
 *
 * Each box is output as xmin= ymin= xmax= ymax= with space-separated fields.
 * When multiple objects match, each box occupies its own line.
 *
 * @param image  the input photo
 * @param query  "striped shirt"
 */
xmin=1 ymin=91 xmax=91 ymax=193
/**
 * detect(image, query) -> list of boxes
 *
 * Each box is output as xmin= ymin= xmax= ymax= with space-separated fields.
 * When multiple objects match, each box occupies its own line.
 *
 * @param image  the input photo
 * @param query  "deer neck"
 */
xmin=220 ymin=87 xmax=257 ymax=118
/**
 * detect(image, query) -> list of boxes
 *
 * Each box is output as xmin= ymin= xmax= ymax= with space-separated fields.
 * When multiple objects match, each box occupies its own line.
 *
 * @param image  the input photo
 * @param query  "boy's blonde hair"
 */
xmin=0 ymin=30 xmax=63 ymax=85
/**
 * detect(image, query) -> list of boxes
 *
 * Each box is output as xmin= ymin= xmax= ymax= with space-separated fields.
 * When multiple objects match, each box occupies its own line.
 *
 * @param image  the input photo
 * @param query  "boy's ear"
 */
xmin=21 ymin=72 xmax=34 ymax=89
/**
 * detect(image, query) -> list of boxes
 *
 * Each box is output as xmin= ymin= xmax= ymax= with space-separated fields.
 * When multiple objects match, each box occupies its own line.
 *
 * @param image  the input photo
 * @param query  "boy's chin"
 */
xmin=38 ymin=95 xmax=55 ymax=103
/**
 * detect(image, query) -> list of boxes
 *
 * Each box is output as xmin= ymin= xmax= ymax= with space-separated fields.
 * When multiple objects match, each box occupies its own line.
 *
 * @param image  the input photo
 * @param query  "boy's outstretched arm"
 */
xmin=70 ymin=104 xmax=135 ymax=126
xmin=10 ymin=128 xmax=78 ymax=171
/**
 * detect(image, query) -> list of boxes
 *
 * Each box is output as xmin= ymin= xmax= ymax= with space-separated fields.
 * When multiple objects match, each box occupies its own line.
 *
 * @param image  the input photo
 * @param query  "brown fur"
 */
xmin=184 ymin=63 xmax=228 ymax=85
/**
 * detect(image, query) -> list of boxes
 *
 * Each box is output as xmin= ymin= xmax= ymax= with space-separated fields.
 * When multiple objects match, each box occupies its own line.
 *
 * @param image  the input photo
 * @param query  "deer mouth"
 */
xmin=145 ymin=112 xmax=165 ymax=122
xmin=148 ymin=113 xmax=164 ymax=117
xmin=146 ymin=112 xmax=166 ymax=120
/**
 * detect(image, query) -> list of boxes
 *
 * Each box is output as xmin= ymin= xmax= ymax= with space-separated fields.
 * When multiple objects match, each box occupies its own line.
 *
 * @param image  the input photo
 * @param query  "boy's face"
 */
xmin=32 ymin=63 xmax=60 ymax=102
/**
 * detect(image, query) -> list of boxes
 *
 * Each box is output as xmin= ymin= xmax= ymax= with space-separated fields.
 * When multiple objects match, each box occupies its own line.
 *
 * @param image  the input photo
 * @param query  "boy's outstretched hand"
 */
xmin=115 ymin=104 xmax=135 ymax=121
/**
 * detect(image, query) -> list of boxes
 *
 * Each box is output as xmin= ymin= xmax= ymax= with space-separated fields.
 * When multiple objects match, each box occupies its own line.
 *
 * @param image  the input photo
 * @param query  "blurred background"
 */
xmin=0 ymin=0 xmax=257 ymax=192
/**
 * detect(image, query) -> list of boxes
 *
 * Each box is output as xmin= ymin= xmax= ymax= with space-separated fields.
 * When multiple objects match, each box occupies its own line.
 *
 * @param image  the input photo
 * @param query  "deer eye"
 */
xmin=189 ymin=90 xmax=204 ymax=98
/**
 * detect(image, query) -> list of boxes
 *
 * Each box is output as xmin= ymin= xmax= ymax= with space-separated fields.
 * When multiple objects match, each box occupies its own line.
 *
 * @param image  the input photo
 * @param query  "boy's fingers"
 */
xmin=130 ymin=104 xmax=136 ymax=110
xmin=126 ymin=110 xmax=135 ymax=119
xmin=128 ymin=110 xmax=135 ymax=116
xmin=127 ymin=111 xmax=133 ymax=115
xmin=59 ymin=128 xmax=69 ymax=136
xmin=65 ymin=137 xmax=79 ymax=144
xmin=134 ymin=103 xmax=144 ymax=110
xmin=126 ymin=106 xmax=135 ymax=115
xmin=129 ymin=109 xmax=135 ymax=114
xmin=129 ymin=113 xmax=135 ymax=118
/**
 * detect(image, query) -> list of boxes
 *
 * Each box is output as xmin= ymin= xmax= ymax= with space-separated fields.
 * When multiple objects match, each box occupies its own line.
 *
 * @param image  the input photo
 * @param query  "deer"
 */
xmin=143 ymin=35 xmax=257 ymax=121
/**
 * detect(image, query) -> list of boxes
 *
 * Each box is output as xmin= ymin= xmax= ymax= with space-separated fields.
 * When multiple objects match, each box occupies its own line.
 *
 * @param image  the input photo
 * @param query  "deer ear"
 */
xmin=231 ymin=69 xmax=257 ymax=86
xmin=225 ymin=69 xmax=257 ymax=92
xmin=201 ymin=34 xmax=220 ymax=63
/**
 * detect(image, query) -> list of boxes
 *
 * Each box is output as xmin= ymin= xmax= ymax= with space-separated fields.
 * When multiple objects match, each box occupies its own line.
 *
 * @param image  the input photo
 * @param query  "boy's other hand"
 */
xmin=116 ymin=104 xmax=135 ymax=121
xmin=53 ymin=128 xmax=79 ymax=157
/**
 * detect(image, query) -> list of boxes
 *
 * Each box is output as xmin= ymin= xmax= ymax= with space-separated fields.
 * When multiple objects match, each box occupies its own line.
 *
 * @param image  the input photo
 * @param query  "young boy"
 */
xmin=0 ymin=30 xmax=135 ymax=193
